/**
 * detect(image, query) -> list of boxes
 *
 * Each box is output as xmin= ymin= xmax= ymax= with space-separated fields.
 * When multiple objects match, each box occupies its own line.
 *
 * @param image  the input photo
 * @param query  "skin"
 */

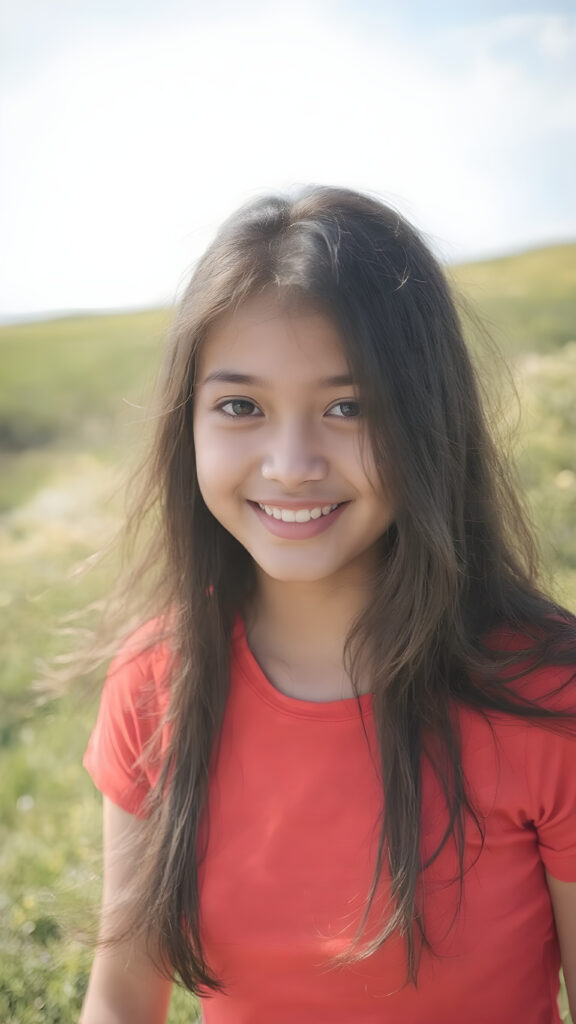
xmin=80 ymin=799 xmax=173 ymax=1024
xmin=192 ymin=293 xmax=395 ymax=700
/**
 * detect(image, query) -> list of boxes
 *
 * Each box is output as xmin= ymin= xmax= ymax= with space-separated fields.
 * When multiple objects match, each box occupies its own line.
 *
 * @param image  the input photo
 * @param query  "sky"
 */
xmin=1 ymin=0 xmax=575 ymax=319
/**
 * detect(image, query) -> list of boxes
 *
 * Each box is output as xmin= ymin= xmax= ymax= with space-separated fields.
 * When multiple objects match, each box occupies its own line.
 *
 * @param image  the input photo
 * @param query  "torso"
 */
xmin=193 ymin=620 xmax=575 ymax=1023
xmin=85 ymin=617 xmax=576 ymax=1023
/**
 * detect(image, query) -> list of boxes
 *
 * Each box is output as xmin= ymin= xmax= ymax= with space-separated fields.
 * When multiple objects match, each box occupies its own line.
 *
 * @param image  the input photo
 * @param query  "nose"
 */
xmin=260 ymin=419 xmax=328 ymax=488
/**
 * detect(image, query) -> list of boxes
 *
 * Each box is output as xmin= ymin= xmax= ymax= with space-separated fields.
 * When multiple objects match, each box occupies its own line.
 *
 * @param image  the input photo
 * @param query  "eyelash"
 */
xmin=216 ymin=399 xmax=361 ymax=419
xmin=329 ymin=400 xmax=361 ymax=419
xmin=217 ymin=399 xmax=262 ymax=418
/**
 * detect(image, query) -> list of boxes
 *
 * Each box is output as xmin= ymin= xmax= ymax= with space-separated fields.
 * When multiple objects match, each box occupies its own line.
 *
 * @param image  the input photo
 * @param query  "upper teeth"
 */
xmin=258 ymin=503 xmax=340 ymax=522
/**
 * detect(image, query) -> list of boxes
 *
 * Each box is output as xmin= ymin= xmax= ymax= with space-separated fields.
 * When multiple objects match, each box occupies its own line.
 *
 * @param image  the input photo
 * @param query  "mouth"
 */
xmin=253 ymin=501 xmax=345 ymax=523
xmin=248 ymin=500 xmax=349 ymax=539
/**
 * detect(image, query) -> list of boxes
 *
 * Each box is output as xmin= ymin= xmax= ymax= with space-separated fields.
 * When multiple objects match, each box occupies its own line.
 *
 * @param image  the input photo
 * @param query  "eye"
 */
xmin=218 ymin=398 xmax=261 ymax=418
xmin=327 ymin=399 xmax=361 ymax=418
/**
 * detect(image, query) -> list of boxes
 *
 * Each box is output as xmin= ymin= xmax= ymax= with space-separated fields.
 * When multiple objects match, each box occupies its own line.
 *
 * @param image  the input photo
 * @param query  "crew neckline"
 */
xmin=232 ymin=618 xmax=374 ymax=721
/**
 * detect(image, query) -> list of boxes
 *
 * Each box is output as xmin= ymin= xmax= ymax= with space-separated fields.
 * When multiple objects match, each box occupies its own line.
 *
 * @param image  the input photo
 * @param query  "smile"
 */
xmin=249 ymin=500 xmax=348 ymax=540
xmin=257 ymin=503 xmax=340 ymax=523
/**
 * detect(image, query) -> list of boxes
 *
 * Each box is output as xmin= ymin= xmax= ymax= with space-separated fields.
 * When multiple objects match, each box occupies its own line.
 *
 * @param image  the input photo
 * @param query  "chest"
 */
xmin=196 ymin=685 xmax=558 ymax=1020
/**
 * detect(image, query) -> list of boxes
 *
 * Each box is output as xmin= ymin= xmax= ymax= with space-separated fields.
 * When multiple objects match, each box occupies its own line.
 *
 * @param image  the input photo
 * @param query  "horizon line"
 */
xmin=1 ymin=237 xmax=574 ymax=328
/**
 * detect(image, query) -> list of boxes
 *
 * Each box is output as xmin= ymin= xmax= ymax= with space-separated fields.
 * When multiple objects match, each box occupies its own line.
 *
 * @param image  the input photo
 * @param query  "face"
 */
xmin=193 ymin=293 xmax=395 ymax=586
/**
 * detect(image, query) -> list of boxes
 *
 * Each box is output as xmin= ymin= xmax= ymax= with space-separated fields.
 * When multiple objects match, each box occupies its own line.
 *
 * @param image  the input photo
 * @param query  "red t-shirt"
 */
xmin=84 ymin=620 xmax=576 ymax=1023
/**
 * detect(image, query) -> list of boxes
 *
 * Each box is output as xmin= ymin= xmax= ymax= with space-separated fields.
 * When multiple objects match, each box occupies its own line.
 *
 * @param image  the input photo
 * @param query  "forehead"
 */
xmin=196 ymin=294 xmax=350 ymax=381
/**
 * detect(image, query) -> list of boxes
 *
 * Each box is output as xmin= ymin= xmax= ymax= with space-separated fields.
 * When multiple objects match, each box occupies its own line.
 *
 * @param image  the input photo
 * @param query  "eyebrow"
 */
xmin=200 ymin=370 xmax=356 ymax=388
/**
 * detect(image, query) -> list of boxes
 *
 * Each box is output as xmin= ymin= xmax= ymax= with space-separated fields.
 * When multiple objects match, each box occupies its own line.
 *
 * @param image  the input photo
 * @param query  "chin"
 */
xmin=266 ymin=570 xmax=335 ymax=584
xmin=253 ymin=555 xmax=352 ymax=585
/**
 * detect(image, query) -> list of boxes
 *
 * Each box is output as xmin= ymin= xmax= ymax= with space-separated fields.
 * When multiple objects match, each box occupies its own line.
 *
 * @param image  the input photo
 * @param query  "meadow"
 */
xmin=1 ymin=244 xmax=575 ymax=1022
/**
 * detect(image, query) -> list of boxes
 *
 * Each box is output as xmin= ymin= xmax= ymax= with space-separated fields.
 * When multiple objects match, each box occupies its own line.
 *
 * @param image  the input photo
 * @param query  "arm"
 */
xmin=546 ymin=872 xmax=576 ymax=1020
xmin=80 ymin=797 xmax=173 ymax=1024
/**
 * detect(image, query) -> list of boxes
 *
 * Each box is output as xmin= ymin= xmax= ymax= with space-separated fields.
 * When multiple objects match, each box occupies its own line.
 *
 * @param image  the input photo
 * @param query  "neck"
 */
xmin=245 ymin=567 xmax=375 ymax=700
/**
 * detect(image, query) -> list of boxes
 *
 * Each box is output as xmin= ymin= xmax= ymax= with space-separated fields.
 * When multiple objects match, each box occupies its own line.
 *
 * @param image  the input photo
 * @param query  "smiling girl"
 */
xmin=80 ymin=187 xmax=576 ymax=1023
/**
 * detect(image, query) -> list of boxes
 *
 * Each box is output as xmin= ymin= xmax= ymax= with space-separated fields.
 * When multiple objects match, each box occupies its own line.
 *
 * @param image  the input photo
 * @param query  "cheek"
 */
xmin=193 ymin=423 xmax=253 ymax=497
xmin=353 ymin=431 xmax=391 ymax=499
xmin=346 ymin=432 xmax=378 ymax=490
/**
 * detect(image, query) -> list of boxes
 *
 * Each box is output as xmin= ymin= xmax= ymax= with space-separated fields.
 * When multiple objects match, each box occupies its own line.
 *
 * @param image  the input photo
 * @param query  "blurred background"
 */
xmin=1 ymin=1 xmax=575 ymax=1020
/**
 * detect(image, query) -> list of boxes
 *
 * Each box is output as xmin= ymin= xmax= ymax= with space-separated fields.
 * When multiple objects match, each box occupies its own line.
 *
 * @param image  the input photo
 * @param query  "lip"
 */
xmin=251 ymin=499 xmax=345 ymax=509
xmin=248 ymin=500 xmax=348 ymax=539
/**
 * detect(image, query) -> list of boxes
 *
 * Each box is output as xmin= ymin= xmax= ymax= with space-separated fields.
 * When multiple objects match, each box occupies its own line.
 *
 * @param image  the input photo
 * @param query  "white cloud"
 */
xmin=537 ymin=13 xmax=576 ymax=58
xmin=1 ymin=5 xmax=575 ymax=315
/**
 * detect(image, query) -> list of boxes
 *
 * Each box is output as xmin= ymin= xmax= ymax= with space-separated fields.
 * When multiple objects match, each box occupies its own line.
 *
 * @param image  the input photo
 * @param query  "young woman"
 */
xmin=80 ymin=186 xmax=576 ymax=1023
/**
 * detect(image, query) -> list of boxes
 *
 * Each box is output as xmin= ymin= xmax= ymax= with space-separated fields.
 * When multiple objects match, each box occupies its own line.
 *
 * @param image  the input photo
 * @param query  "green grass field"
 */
xmin=1 ymin=243 xmax=575 ymax=1022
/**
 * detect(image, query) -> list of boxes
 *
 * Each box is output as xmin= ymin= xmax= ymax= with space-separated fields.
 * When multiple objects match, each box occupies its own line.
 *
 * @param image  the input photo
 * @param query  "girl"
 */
xmin=80 ymin=186 xmax=576 ymax=1023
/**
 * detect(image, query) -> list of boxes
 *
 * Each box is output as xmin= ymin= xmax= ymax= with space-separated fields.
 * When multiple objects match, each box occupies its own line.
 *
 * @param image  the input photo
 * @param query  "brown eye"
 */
xmin=219 ymin=399 xmax=261 ymax=417
xmin=328 ymin=400 xmax=361 ymax=418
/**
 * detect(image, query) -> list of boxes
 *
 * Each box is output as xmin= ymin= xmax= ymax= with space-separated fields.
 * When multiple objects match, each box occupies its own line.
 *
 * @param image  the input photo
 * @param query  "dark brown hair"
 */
xmin=100 ymin=186 xmax=576 ymax=991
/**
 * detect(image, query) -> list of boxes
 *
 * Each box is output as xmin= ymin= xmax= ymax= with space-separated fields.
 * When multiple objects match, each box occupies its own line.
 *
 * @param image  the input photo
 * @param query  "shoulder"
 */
xmin=466 ymin=614 xmax=576 ymax=777
xmin=455 ymin=616 xmax=576 ymax=778
xmin=454 ymin=623 xmax=576 ymax=869
xmin=104 ymin=618 xmax=174 ymax=712
xmin=84 ymin=619 xmax=175 ymax=815
xmin=480 ymin=615 xmax=576 ymax=712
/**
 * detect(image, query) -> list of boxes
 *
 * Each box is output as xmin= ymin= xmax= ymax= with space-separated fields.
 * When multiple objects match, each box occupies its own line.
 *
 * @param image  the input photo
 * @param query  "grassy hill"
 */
xmin=450 ymin=242 xmax=576 ymax=356
xmin=0 ymin=242 xmax=575 ymax=1023
xmin=0 ymin=308 xmax=171 ymax=511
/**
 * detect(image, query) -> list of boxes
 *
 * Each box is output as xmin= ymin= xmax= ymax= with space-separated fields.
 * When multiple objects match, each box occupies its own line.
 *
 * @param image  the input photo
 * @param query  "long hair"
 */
xmin=100 ymin=186 xmax=576 ymax=991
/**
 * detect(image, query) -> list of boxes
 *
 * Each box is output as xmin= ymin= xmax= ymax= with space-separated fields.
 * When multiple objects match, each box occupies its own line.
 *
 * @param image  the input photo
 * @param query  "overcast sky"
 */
xmin=1 ymin=0 xmax=575 ymax=318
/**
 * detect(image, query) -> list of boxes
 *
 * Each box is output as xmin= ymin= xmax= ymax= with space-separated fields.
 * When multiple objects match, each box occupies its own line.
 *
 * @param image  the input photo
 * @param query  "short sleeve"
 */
xmin=523 ymin=667 xmax=576 ymax=881
xmin=83 ymin=631 xmax=171 ymax=817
